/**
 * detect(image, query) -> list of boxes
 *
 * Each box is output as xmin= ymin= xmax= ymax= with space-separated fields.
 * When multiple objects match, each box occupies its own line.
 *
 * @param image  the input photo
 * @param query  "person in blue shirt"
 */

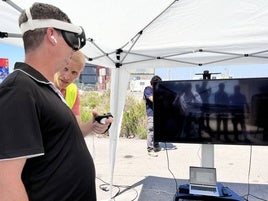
xmin=144 ymin=75 xmax=162 ymax=157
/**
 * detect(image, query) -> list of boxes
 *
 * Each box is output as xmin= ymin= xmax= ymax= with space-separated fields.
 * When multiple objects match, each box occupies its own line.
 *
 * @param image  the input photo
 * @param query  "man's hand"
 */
xmin=92 ymin=110 xmax=113 ymax=134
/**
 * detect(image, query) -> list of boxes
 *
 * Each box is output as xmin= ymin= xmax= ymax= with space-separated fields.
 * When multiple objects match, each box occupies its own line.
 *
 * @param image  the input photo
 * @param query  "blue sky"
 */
xmin=156 ymin=64 xmax=268 ymax=80
xmin=1 ymin=42 xmax=268 ymax=80
xmin=0 ymin=43 xmax=24 ymax=71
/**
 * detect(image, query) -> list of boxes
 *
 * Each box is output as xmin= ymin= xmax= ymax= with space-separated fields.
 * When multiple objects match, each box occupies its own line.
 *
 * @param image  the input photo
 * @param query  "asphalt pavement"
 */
xmin=84 ymin=136 xmax=268 ymax=201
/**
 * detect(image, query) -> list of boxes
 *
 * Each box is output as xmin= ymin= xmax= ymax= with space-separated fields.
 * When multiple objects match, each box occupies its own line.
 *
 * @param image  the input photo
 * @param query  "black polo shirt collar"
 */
xmin=14 ymin=62 xmax=50 ymax=84
xmin=14 ymin=62 xmax=67 ymax=104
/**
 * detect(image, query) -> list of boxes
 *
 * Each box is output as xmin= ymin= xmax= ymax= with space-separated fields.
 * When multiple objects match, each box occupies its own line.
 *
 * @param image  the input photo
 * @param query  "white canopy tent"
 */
xmin=2 ymin=0 xmax=268 ymax=199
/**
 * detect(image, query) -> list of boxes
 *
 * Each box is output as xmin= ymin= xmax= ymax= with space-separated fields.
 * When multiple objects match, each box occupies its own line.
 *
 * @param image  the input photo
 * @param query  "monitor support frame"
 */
xmin=200 ymin=70 xmax=215 ymax=168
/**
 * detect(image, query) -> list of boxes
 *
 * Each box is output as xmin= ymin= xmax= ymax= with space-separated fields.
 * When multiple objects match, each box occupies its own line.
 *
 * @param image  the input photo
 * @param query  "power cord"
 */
xmin=91 ymin=133 xmax=138 ymax=200
xmin=96 ymin=176 xmax=139 ymax=201
xmin=242 ymin=146 xmax=267 ymax=201
xmin=163 ymin=144 xmax=267 ymax=201
xmin=164 ymin=142 xmax=179 ymax=195
xmin=244 ymin=194 xmax=267 ymax=201
xmin=98 ymin=143 xmax=179 ymax=201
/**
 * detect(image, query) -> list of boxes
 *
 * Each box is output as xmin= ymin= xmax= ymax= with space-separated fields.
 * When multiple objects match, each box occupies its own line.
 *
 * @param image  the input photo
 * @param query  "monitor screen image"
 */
xmin=153 ymin=77 xmax=268 ymax=145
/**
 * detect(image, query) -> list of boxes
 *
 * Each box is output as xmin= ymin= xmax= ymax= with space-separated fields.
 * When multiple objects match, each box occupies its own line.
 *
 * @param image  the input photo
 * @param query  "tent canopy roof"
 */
xmin=1 ymin=0 xmax=268 ymax=69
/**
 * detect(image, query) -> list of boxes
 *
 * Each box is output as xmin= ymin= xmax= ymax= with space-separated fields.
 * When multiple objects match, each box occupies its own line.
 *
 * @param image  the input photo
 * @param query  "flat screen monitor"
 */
xmin=153 ymin=77 xmax=268 ymax=145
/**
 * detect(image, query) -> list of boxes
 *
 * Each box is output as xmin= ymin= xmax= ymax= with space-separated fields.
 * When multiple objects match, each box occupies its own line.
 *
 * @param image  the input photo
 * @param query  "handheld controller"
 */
xmin=95 ymin=113 xmax=113 ymax=124
xmin=95 ymin=113 xmax=113 ymax=133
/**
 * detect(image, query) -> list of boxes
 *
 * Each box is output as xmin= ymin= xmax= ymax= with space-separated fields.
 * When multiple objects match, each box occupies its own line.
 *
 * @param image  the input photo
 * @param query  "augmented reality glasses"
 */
xmin=20 ymin=8 xmax=86 ymax=51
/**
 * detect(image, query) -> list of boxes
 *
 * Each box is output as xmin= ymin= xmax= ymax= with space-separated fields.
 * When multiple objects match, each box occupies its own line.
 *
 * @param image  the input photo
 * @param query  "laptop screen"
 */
xmin=190 ymin=166 xmax=217 ymax=186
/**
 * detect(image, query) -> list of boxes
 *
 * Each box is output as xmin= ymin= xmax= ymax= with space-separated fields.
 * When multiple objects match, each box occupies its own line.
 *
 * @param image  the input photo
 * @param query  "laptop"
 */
xmin=189 ymin=166 xmax=220 ymax=197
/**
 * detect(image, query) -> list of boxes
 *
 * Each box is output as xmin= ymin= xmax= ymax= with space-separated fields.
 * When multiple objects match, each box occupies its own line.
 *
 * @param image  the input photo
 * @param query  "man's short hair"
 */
xmin=19 ymin=3 xmax=71 ymax=52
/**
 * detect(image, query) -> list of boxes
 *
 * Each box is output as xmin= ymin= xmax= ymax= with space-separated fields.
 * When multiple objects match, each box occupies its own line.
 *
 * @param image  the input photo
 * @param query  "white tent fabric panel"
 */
xmin=84 ymin=0 xmax=268 ymax=68
xmin=0 ymin=1 xmax=23 ymax=46
xmin=3 ymin=0 xmax=268 ymax=68
xmin=0 ymin=0 xmax=172 ymax=48
xmin=109 ymin=67 xmax=130 ymax=195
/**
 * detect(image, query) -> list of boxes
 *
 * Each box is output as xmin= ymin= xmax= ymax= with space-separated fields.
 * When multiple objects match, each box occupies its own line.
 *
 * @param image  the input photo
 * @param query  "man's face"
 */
xmin=51 ymin=29 xmax=75 ymax=74
xmin=55 ymin=58 xmax=83 ymax=89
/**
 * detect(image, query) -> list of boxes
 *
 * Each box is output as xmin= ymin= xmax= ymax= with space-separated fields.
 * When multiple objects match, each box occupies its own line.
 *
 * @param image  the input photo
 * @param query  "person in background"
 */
xmin=196 ymin=81 xmax=212 ymax=132
xmin=229 ymin=85 xmax=249 ymax=141
xmin=0 ymin=3 xmax=112 ymax=201
xmin=54 ymin=50 xmax=84 ymax=119
xmin=179 ymin=83 xmax=202 ymax=139
xmin=54 ymin=50 xmax=105 ymax=136
xmin=144 ymin=75 xmax=162 ymax=157
xmin=214 ymin=82 xmax=230 ymax=141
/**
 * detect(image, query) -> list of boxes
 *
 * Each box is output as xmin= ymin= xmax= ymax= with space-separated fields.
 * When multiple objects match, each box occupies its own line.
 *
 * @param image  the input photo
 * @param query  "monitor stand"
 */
xmin=200 ymin=71 xmax=215 ymax=168
xmin=201 ymin=144 xmax=214 ymax=168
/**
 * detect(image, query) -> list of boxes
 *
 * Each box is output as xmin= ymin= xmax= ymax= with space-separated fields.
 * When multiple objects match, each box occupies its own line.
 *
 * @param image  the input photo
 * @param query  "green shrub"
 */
xmin=80 ymin=90 xmax=111 ymax=122
xmin=121 ymin=95 xmax=147 ymax=138
xmin=80 ymin=90 xmax=147 ymax=139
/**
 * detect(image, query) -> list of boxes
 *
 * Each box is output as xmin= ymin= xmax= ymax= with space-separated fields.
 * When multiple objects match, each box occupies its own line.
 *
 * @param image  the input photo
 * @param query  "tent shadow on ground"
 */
xmin=112 ymin=176 xmax=268 ymax=201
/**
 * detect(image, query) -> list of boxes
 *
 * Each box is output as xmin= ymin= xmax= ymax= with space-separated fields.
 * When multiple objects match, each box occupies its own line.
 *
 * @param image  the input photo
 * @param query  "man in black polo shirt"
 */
xmin=0 ymin=3 xmax=112 ymax=201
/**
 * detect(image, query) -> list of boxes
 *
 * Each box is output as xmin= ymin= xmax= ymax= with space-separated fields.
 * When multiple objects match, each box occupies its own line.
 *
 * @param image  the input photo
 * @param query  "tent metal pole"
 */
xmin=128 ymin=0 xmax=178 ymax=44
xmin=2 ymin=0 xmax=23 ymax=13
xmin=120 ymin=32 xmax=142 ymax=63
xmin=203 ymin=49 xmax=243 ymax=56
xmin=202 ymin=56 xmax=245 ymax=66
xmin=6 ymin=33 xmax=22 ymax=38
xmin=251 ymin=49 xmax=268 ymax=55
xmin=0 ymin=32 xmax=22 ymax=38
xmin=250 ymin=55 xmax=268 ymax=59
xmin=119 ymin=0 xmax=177 ymax=50
xmin=86 ymin=38 xmax=116 ymax=65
